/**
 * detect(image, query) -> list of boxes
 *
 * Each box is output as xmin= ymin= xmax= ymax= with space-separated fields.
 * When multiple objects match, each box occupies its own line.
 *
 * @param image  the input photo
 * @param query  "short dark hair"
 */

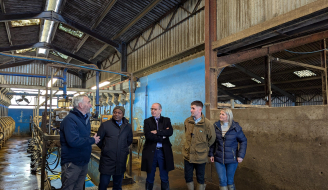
xmin=191 ymin=101 xmax=203 ymax=108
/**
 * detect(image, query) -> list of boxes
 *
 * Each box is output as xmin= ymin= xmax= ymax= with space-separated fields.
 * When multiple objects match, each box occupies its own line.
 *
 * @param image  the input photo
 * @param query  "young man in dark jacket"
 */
xmin=96 ymin=106 xmax=133 ymax=190
xmin=141 ymin=103 xmax=174 ymax=190
xmin=60 ymin=95 xmax=100 ymax=190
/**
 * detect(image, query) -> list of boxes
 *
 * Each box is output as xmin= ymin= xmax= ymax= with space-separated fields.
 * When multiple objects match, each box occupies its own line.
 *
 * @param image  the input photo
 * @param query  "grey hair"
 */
xmin=220 ymin=108 xmax=233 ymax=127
xmin=72 ymin=95 xmax=88 ymax=108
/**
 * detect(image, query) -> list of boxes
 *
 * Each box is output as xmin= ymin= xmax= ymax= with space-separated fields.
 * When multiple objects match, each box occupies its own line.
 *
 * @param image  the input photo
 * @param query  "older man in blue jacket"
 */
xmin=60 ymin=95 xmax=100 ymax=190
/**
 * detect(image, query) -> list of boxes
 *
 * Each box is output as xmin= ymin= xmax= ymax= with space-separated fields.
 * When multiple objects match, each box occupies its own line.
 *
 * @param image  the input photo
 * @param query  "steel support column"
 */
xmin=320 ymin=39 xmax=328 ymax=104
xmin=205 ymin=0 xmax=217 ymax=119
xmin=96 ymin=72 xmax=100 ymax=117
xmin=121 ymin=42 xmax=128 ymax=81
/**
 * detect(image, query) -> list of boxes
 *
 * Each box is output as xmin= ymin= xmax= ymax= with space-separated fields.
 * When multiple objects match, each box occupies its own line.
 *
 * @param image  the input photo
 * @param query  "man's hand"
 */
xmin=210 ymin=156 xmax=214 ymax=162
xmin=237 ymin=157 xmax=243 ymax=163
xmin=151 ymin=130 xmax=157 ymax=134
xmin=93 ymin=133 xmax=100 ymax=144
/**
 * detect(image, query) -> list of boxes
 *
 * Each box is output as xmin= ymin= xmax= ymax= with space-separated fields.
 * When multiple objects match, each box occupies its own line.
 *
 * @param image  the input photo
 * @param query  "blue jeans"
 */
xmin=215 ymin=162 xmax=238 ymax=186
xmin=184 ymin=160 xmax=206 ymax=184
xmin=98 ymin=174 xmax=124 ymax=190
xmin=146 ymin=148 xmax=169 ymax=183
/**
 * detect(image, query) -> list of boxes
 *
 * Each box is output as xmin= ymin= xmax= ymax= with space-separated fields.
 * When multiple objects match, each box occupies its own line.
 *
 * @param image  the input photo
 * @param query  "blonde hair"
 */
xmin=220 ymin=108 xmax=233 ymax=127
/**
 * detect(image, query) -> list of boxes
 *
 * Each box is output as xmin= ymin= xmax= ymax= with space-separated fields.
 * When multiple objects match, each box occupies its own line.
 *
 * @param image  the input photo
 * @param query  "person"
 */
xmin=141 ymin=103 xmax=174 ymax=190
xmin=60 ymin=95 xmax=100 ymax=190
xmin=183 ymin=100 xmax=216 ymax=190
xmin=96 ymin=106 xmax=133 ymax=190
xmin=208 ymin=108 xmax=247 ymax=190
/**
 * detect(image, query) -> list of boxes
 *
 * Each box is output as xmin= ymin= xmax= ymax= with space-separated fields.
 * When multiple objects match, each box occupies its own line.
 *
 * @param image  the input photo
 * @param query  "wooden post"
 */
xmin=320 ymin=39 xmax=328 ymax=104
xmin=205 ymin=0 xmax=218 ymax=119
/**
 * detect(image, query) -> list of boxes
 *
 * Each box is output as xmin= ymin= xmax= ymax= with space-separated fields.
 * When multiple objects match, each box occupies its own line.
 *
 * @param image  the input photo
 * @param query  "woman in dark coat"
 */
xmin=96 ymin=106 xmax=133 ymax=190
xmin=208 ymin=108 xmax=247 ymax=190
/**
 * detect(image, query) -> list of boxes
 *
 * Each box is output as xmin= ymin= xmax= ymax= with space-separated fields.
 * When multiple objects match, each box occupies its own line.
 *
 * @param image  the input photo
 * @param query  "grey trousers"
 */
xmin=61 ymin=162 xmax=88 ymax=190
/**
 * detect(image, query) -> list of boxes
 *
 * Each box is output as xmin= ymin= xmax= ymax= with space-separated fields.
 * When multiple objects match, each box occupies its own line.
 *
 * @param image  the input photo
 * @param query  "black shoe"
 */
xmin=161 ymin=181 xmax=170 ymax=190
xmin=146 ymin=182 xmax=154 ymax=190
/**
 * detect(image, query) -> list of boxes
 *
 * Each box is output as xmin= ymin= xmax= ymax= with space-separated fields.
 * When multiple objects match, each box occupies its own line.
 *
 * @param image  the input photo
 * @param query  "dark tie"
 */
xmin=156 ymin=118 xmax=159 ymax=130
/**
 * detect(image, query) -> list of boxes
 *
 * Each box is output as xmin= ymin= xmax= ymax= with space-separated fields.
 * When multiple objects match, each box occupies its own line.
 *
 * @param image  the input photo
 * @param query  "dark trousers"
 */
xmin=98 ymin=173 xmax=124 ymax=190
xmin=146 ymin=148 xmax=169 ymax=183
xmin=184 ymin=159 xmax=206 ymax=184
xmin=61 ymin=162 xmax=88 ymax=190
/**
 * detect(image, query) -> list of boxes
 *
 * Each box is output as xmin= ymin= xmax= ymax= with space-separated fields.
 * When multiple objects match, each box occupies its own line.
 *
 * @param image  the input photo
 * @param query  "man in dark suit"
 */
xmin=141 ymin=103 xmax=174 ymax=190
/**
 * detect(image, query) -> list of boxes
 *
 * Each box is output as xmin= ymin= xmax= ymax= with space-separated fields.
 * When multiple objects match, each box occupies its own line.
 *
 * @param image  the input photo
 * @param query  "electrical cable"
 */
xmin=285 ymin=48 xmax=328 ymax=54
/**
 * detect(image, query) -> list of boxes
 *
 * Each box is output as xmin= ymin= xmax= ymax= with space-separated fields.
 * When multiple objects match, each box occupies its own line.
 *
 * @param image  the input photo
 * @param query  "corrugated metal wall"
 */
xmin=216 ymin=0 xmax=317 ymax=40
xmin=0 ymin=63 xmax=82 ymax=88
xmin=87 ymin=0 xmax=206 ymax=88
xmin=127 ymin=0 xmax=205 ymax=73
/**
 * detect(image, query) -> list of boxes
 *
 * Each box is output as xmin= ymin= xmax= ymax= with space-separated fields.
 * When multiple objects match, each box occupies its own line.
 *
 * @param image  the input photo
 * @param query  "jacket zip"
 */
xmin=215 ymin=123 xmax=225 ymax=164
xmin=222 ymin=138 xmax=225 ymax=164
xmin=232 ymin=149 xmax=236 ymax=161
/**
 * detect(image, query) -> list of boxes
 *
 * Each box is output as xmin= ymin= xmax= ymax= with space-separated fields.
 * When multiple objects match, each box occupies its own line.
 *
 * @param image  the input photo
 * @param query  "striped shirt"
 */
xmin=221 ymin=122 xmax=229 ymax=137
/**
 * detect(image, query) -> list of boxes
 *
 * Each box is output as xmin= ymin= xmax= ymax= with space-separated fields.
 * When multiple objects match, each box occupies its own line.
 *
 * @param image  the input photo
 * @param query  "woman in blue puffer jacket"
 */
xmin=208 ymin=108 xmax=247 ymax=190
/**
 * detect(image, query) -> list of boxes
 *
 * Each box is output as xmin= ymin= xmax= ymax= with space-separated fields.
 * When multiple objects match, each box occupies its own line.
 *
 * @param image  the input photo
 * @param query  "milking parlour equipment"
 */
xmin=0 ymin=117 xmax=15 ymax=149
xmin=14 ymin=60 xmax=137 ymax=189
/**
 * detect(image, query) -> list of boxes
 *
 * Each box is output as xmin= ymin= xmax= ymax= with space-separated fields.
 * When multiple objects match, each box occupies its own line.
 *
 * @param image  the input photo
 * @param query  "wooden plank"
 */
xmin=217 ymin=103 xmax=268 ymax=108
xmin=273 ymin=57 xmax=325 ymax=71
xmin=212 ymin=0 xmax=328 ymax=50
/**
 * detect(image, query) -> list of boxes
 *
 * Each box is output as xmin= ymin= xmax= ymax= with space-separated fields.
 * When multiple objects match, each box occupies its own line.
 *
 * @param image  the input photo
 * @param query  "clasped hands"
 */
xmin=151 ymin=127 xmax=169 ymax=139
xmin=93 ymin=133 xmax=100 ymax=144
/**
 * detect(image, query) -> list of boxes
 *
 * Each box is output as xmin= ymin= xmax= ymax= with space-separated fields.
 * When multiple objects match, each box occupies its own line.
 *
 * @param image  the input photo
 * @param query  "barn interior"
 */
xmin=0 ymin=0 xmax=327 ymax=189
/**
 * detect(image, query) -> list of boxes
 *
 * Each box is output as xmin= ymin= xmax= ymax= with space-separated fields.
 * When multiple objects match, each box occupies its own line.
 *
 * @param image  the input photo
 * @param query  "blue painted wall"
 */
xmin=128 ymin=56 xmax=206 ymax=168
xmin=9 ymin=109 xmax=44 ymax=136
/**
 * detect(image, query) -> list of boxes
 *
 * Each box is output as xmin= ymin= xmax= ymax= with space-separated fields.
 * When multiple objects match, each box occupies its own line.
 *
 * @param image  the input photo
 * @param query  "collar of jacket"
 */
xmin=151 ymin=115 xmax=163 ymax=122
xmin=111 ymin=117 xmax=129 ymax=126
xmin=215 ymin=120 xmax=239 ymax=132
xmin=71 ymin=107 xmax=88 ymax=119
xmin=187 ymin=113 xmax=205 ymax=125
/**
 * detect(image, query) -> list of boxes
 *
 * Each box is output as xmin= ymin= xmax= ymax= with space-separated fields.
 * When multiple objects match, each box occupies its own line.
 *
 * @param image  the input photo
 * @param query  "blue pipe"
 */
xmin=0 ymin=52 xmax=129 ymax=77
xmin=145 ymin=85 xmax=148 ymax=119
xmin=96 ymin=72 xmax=100 ymax=117
xmin=63 ymin=68 xmax=68 ymax=99
xmin=0 ymin=72 xmax=64 ymax=79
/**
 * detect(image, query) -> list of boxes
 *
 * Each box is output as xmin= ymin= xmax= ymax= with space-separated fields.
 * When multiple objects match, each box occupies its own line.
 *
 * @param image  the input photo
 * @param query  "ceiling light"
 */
xmin=91 ymin=81 xmax=110 ymax=90
xmin=293 ymin=70 xmax=316 ymax=78
xmin=38 ymin=48 xmax=46 ymax=54
xmin=221 ymin=82 xmax=236 ymax=88
xmin=251 ymin=78 xmax=262 ymax=84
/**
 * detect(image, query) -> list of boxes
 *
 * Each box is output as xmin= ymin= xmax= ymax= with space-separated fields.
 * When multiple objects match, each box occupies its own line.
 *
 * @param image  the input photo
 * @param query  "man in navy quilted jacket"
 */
xmin=60 ymin=95 xmax=100 ymax=190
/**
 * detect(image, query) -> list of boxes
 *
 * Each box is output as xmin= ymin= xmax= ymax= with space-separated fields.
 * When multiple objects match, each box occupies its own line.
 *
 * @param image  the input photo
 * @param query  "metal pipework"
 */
xmin=0 ymin=117 xmax=15 ymax=148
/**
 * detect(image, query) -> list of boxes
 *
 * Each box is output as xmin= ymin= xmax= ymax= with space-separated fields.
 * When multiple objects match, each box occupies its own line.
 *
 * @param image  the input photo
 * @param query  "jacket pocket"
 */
xmin=195 ymin=147 xmax=208 ymax=161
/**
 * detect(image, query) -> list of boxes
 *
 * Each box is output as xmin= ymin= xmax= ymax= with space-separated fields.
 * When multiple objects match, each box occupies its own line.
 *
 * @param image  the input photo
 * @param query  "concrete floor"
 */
xmin=0 ymin=137 xmax=220 ymax=190
xmin=0 ymin=137 xmax=38 ymax=190
xmin=112 ymin=155 xmax=221 ymax=190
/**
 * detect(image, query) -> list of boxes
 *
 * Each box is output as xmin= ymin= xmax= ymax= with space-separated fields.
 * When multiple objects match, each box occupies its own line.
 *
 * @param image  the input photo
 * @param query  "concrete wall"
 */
xmin=209 ymin=106 xmax=328 ymax=190
xmin=9 ymin=109 xmax=44 ymax=136
xmin=130 ymin=56 xmax=205 ymax=169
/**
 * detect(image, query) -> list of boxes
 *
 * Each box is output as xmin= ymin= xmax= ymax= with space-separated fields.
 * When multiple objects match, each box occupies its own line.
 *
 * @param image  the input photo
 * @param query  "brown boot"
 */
xmin=186 ymin=182 xmax=194 ymax=190
xmin=220 ymin=186 xmax=228 ymax=190
xmin=228 ymin=184 xmax=236 ymax=190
